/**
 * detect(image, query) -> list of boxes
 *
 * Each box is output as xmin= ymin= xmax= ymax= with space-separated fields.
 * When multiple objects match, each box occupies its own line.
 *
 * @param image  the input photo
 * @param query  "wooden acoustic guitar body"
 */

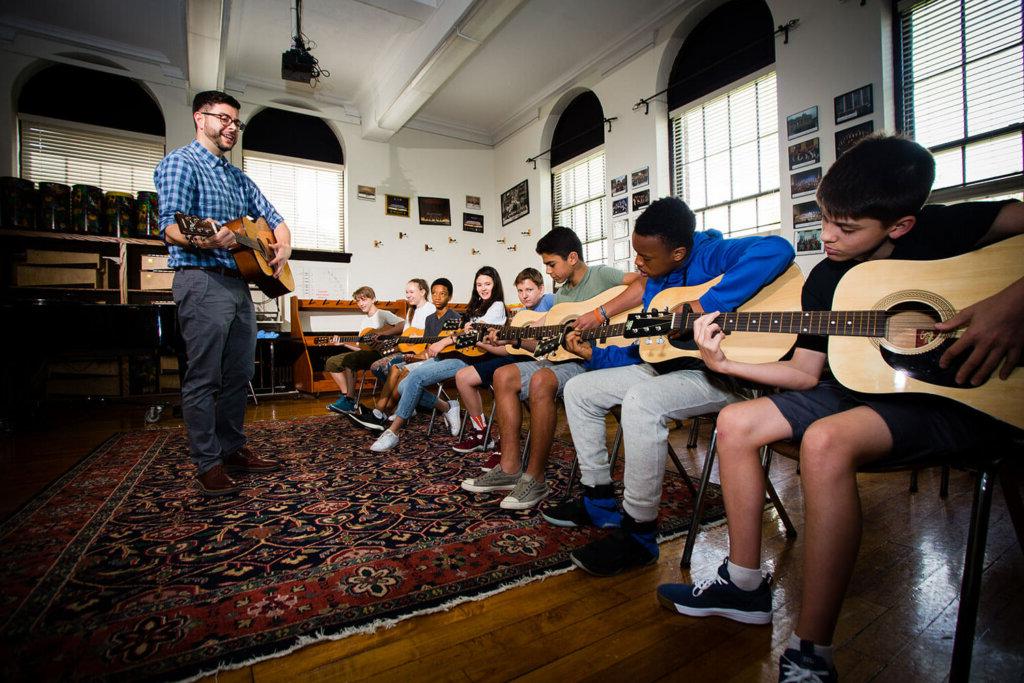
xmin=828 ymin=235 xmax=1024 ymax=429
xmin=638 ymin=264 xmax=803 ymax=364
xmin=540 ymin=286 xmax=640 ymax=363
xmin=227 ymin=216 xmax=295 ymax=298
xmin=396 ymin=327 xmax=427 ymax=354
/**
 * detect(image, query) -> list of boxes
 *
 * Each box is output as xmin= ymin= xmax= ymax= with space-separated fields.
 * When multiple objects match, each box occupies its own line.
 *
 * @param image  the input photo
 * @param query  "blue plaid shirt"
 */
xmin=154 ymin=140 xmax=285 ymax=269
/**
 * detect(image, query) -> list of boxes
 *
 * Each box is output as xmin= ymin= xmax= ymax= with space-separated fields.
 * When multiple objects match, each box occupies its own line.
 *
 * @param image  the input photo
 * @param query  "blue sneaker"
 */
xmin=778 ymin=641 xmax=837 ymax=682
xmin=327 ymin=396 xmax=356 ymax=414
xmin=540 ymin=484 xmax=620 ymax=528
xmin=569 ymin=515 xmax=658 ymax=576
xmin=657 ymin=557 xmax=772 ymax=625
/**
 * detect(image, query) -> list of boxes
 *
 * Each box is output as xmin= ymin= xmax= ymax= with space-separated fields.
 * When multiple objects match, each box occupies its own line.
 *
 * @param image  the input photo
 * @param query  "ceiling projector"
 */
xmin=282 ymin=47 xmax=316 ymax=83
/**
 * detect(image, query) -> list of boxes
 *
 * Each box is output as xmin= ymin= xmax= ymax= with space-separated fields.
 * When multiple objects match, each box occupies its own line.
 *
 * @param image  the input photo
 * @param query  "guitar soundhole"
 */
xmin=881 ymin=302 xmax=943 ymax=353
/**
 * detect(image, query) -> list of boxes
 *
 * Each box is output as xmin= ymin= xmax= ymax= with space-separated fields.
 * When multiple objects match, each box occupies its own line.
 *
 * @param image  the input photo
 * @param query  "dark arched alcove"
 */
xmin=242 ymin=108 xmax=343 ymax=165
xmin=551 ymin=91 xmax=604 ymax=167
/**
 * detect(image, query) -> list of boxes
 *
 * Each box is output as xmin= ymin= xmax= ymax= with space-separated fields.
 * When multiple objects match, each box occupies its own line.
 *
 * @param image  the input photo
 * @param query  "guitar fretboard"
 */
xmin=657 ymin=310 xmax=889 ymax=337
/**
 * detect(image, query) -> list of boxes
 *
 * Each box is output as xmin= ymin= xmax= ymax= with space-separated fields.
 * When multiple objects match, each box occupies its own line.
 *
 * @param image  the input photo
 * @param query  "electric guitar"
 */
xmin=175 ymin=212 xmax=295 ymax=298
xmin=624 ymin=241 xmax=1024 ymax=429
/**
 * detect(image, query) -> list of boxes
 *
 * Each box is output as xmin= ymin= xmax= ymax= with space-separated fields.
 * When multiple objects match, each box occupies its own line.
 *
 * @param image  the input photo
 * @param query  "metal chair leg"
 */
xmin=761 ymin=446 xmax=797 ymax=539
xmin=949 ymin=466 xmax=997 ymax=682
xmin=426 ymin=383 xmax=444 ymax=436
xmin=910 ymin=469 xmax=919 ymax=493
xmin=681 ymin=426 xmax=718 ymax=569
xmin=940 ymin=465 xmax=950 ymax=499
xmin=687 ymin=416 xmax=701 ymax=448
xmin=667 ymin=443 xmax=697 ymax=497
xmin=248 ymin=380 xmax=258 ymax=405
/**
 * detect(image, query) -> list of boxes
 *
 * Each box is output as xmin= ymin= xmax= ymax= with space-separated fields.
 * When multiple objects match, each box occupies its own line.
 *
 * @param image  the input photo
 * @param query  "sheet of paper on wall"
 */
xmin=289 ymin=260 xmax=350 ymax=301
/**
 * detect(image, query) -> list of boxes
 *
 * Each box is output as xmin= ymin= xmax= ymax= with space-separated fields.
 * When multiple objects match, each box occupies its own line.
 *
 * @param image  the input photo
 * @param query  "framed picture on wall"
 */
xmin=834 ymin=84 xmax=873 ymax=124
xmin=794 ymin=226 xmax=824 ymax=255
xmin=790 ymin=167 xmax=822 ymax=198
xmin=418 ymin=196 xmax=452 ymax=225
xmin=463 ymin=212 xmax=484 ymax=233
xmin=500 ymin=180 xmax=530 ymax=226
xmin=793 ymin=200 xmax=823 ymax=228
xmin=357 ymin=185 xmax=376 ymax=201
xmin=788 ymin=137 xmax=820 ymax=170
xmin=786 ymin=105 xmax=818 ymax=139
xmin=612 ymin=197 xmax=628 ymax=217
xmin=631 ymin=166 xmax=649 ymax=189
xmin=466 ymin=195 xmax=481 ymax=210
xmin=835 ymin=120 xmax=874 ymax=158
xmin=611 ymin=174 xmax=627 ymax=196
xmin=631 ymin=189 xmax=650 ymax=212
xmin=612 ymin=217 xmax=629 ymax=238
xmin=385 ymin=194 xmax=410 ymax=217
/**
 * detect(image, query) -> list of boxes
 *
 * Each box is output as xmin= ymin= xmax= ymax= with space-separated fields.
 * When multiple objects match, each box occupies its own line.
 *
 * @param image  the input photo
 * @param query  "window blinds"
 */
xmin=243 ymin=152 xmax=345 ymax=253
xmin=552 ymin=150 xmax=607 ymax=264
xmin=670 ymin=72 xmax=780 ymax=237
xmin=19 ymin=117 xmax=164 ymax=194
xmin=899 ymin=0 xmax=1024 ymax=190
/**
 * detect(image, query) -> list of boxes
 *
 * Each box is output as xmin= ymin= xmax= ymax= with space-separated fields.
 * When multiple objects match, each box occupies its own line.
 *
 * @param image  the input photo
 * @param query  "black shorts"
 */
xmin=767 ymin=378 xmax=1016 ymax=468
xmin=471 ymin=355 xmax=526 ymax=387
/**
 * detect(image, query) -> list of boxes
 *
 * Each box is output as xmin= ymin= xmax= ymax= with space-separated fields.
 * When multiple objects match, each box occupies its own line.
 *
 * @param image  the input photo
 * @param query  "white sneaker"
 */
xmin=444 ymin=400 xmax=461 ymax=436
xmin=370 ymin=429 xmax=399 ymax=452
xmin=388 ymin=413 xmax=397 ymax=422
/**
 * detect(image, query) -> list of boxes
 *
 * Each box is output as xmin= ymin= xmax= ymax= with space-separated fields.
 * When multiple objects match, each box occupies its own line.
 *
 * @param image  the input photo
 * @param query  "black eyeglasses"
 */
xmin=201 ymin=112 xmax=246 ymax=131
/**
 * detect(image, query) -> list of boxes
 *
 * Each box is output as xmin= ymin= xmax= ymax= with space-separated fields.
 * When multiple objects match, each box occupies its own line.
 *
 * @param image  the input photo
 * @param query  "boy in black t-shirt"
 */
xmin=655 ymin=135 xmax=1023 ymax=681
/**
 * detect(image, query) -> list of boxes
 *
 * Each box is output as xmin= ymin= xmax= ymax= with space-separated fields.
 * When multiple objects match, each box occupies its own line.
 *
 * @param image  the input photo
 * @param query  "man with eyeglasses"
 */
xmin=155 ymin=90 xmax=292 ymax=496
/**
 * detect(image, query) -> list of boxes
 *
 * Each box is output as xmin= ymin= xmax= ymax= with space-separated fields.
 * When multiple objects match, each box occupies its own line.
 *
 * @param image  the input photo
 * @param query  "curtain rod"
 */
xmin=526 ymin=116 xmax=617 ymax=169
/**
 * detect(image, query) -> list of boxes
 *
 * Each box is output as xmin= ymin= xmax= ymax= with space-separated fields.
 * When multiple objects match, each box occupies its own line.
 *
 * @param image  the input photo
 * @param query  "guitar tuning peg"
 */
xmin=424 ymin=244 xmax=434 ymax=252
xmin=398 ymin=232 xmax=407 ymax=239
xmin=372 ymin=240 xmax=383 ymax=248
xmin=448 ymin=236 xmax=458 ymax=244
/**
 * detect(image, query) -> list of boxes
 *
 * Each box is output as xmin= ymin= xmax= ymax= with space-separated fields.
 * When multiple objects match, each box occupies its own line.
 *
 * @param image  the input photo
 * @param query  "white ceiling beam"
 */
xmin=360 ymin=0 xmax=524 ymax=142
xmin=186 ymin=0 xmax=227 ymax=94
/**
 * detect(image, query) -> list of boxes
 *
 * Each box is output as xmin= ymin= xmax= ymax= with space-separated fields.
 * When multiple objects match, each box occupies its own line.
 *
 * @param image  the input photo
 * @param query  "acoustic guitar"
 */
xmin=453 ymin=309 xmax=548 ymax=356
xmin=375 ymin=318 xmax=462 ymax=356
xmin=175 ymin=212 xmax=295 ymax=298
xmin=625 ymin=241 xmax=1023 ymax=429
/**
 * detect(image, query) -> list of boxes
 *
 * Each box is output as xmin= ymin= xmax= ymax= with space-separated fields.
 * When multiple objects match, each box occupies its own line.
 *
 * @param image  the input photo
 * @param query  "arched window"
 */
xmin=242 ymin=108 xmax=346 ymax=252
xmin=550 ymin=91 xmax=607 ymax=265
xmin=897 ymin=0 xmax=1023 ymax=200
xmin=18 ymin=63 xmax=165 ymax=194
xmin=669 ymin=0 xmax=780 ymax=237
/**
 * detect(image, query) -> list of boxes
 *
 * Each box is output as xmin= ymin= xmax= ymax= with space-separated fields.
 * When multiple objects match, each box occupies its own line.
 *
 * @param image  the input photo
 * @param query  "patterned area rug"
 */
xmin=0 ymin=415 xmax=725 ymax=681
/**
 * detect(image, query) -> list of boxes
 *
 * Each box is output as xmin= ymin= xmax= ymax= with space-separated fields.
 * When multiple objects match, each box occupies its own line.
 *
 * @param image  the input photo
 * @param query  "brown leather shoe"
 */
xmin=223 ymin=446 xmax=280 ymax=473
xmin=196 ymin=464 xmax=239 ymax=496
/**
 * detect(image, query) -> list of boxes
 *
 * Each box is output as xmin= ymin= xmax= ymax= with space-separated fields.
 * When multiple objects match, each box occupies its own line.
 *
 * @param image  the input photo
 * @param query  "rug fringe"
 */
xmin=180 ymin=564 xmax=577 ymax=682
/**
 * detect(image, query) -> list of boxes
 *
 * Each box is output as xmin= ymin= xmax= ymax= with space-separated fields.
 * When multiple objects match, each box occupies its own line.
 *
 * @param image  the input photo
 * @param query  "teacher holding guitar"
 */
xmin=155 ymin=90 xmax=292 ymax=496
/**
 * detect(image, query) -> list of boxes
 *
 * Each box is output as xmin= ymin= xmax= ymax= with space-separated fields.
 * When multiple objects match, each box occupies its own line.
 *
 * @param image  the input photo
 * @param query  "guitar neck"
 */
xmin=576 ymin=321 xmax=629 ymax=342
xmin=477 ymin=321 xmax=565 ymax=340
xmin=665 ymin=310 xmax=888 ymax=337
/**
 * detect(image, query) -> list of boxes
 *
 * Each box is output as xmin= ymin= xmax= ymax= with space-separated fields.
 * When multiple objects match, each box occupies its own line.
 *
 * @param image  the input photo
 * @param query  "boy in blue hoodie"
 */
xmin=542 ymin=196 xmax=794 ymax=576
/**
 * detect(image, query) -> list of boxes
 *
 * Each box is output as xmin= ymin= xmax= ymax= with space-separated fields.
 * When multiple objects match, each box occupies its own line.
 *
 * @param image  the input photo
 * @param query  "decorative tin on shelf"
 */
xmin=71 ymin=184 xmax=103 ymax=234
xmin=104 ymin=191 xmax=135 ymax=237
xmin=135 ymin=191 xmax=160 ymax=237
xmin=0 ymin=177 xmax=38 ymax=230
xmin=38 ymin=182 xmax=71 ymax=232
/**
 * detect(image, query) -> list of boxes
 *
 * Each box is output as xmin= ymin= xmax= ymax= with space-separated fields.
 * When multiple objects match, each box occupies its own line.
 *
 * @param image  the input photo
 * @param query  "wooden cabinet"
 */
xmin=0 ymin=229 xmax=169 ymax=304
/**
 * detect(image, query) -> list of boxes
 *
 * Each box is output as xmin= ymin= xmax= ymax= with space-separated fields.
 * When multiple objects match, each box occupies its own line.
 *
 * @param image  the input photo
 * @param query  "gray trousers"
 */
xmin=172 ymin=269 xmax=255 ymax=474
xmin=563 ymin=363 xmax=740 ymax=522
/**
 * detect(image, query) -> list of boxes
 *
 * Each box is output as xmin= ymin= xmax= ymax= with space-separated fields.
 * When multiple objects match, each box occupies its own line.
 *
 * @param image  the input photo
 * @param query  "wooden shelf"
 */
xmin=0 ymin=228 xmax=164 ymax=246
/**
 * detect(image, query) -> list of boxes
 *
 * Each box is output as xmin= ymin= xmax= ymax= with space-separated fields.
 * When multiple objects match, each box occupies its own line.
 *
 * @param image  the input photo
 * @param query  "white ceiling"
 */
xmin=0 ymin=0 xmax=690 ymax=144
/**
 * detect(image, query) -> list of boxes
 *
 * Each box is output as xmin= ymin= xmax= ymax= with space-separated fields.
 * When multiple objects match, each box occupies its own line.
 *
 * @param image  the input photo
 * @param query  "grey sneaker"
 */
xmin=500 ymin=474 xmax=549 ymax=510
xmin=461 ymin=465 xmax=520 ymax=493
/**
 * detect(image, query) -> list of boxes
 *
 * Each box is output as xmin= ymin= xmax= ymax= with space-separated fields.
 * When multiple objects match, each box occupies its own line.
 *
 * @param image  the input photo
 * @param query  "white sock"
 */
xmin=727 ymin=559 xmax=764 ymax=591
xmin=788 ymin=634 xmax=834 ymax=668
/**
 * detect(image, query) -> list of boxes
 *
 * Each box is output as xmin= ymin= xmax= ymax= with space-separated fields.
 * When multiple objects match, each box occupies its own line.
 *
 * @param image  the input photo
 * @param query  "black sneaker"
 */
xmin=569 ymin=520 xmax=658 ymax=577
xmin=778 ymin=641 xmax=837 ymax=682
xmin=346 ymin=405 xmax=388 ymax=432
xmin=540 ymin=484 xmax=618 ymax=528
xmin=657 ymin=557 xmax=772 ymax=625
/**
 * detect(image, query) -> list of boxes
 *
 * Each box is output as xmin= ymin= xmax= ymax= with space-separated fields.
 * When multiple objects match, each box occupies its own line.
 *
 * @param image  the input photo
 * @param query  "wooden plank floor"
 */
xmin=1 ymin=395 xmax=1021 ymax=681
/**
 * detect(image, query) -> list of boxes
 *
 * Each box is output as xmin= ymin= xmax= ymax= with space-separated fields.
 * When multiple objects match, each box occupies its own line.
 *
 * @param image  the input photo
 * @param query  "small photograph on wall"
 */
xmin=612 ymin=197 xmax=628 ymax=217
xmin=790 ymin=167 xmax=822 ymax=199
xmin=793 ymin=200 xmax=823 ymax=228
xmin=631 ymin=189 xmax=650 ymax=212
xmin=631 ymin=166 xmax=649 ymax=189
xmin=357 ymin=185 xmax=376 ymax=201
xmin=795 ymin=226 xmax=824 ymax=255
xmin=385 ymin=194 xmax=410 ymax=217
xmin=418 ymin=196 xmax=452 ymax=225
xmin=834 ymin=84 xmax=873 ymax=124
xmin=788 ymin=138 xmax=820 ymax=170
xmin=786 ymin=105 xmax=818 ymax=140
xmin=501 ymin=180 xmax=530 ymax=226
xmin=614 ymin=238 xmax=631 ymax=261
xmin=611 ymin=174 xmax=627 ymax=196
xmin=612 ymin=217 xmax=629 ymax=238
xmin=466 ymin=195 xmax=481 ymax=210
xmin=835 ymin=120 xmax=875 ymax=158
xmin=463 ymin=212 xmax=484 ymax=233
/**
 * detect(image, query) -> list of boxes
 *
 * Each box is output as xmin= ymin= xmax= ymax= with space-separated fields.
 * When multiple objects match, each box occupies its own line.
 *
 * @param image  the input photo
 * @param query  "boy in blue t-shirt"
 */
xmin=451 ymin=267 xmax=555 ymax=457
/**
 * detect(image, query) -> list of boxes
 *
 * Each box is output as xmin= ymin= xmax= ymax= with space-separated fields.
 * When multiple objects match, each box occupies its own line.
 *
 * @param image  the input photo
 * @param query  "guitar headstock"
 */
xmin=453 ymin=331 xmax=480 ymax=349
xmin=175 ymin=212 xmax=216 ymax=237
xmin=441 ymin=317 xmax=462 ymax=331
xmin=624 ymin=309 xmax=674 ymax=338
xmin=375 ymin=339 xmax=399 ymax=355
xmin=534 ymin=335 xmax=561 ymax=358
